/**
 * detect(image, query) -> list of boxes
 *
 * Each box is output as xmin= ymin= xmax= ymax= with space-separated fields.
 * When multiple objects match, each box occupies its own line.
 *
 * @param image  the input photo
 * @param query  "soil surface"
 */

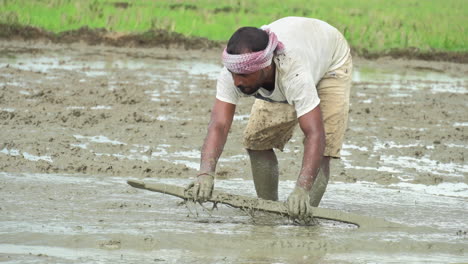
xmin=0 ymin=40 xmax=466 ymax=184
xmin=0 ymin=40 xmax=467 ymax=263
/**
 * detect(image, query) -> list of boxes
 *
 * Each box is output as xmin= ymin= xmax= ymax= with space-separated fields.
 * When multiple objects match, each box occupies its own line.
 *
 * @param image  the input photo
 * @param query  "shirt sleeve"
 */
xmin=283 ymin=66 xmax=321 ymax=118
xmin=215 ymin=67 xmax=241 ymax=105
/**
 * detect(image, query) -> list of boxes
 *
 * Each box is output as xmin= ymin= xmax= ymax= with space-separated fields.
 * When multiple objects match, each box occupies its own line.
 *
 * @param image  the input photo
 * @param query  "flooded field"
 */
xmin=0 ymin=40 xmax=467 ymax=263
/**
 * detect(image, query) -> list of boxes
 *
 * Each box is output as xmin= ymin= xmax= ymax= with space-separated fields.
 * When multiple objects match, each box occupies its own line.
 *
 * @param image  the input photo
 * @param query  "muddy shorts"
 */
xmin=243 ymin=54 xmax=353 ymax=158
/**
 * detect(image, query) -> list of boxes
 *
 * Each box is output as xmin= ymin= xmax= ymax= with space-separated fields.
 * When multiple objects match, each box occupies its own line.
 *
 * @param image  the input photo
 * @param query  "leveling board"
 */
xmin=128 ymin=180 xmax=403 ymax=229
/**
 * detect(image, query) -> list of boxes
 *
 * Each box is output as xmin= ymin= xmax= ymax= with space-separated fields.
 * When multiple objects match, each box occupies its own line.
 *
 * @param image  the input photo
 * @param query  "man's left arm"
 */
xmin=297 ymin=105 xmax=325 ymax=189
xmin=287 ymin=105 xmax=325 ymax=220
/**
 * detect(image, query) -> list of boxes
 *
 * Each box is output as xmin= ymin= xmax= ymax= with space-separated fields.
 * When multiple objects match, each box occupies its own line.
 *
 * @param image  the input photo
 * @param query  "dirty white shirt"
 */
xmin=216 ymin=16 xmax=350 ymax=117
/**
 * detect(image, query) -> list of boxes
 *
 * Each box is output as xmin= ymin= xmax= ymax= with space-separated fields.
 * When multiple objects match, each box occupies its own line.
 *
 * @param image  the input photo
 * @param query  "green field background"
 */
xmin=1 ymin=0 xmax=467 ymax=53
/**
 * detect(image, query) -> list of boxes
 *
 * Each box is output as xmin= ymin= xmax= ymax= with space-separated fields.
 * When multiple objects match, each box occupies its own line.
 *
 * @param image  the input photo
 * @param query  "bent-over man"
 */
xmin=187 ymin=16 xmax=352 ymax=222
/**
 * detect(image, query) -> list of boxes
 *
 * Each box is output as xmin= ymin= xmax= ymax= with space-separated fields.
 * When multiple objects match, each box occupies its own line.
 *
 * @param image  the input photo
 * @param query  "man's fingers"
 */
xmin=199 ymin=184 xmax=213 ymax=202
xmin=199 ymin=189 xmax=208 ymax=202
xmin=198 ymin=186 xmax=206 ymax=201
xmin=288 ymin=197 xmax=299 ymax=217
xmin=293 ymin=199 xmax=299 ymax=216
xmin=306 ymin=203 xmax=313 ymax=222
xmin=297 ymin=200 xmax=303 ymax=219
xmin=185 ymin=182 xmax=196 ymax=199
xmin=298 ymin=199 xmax=306 ymax=218
xmin=185 ymin=182 xmax=195 ymax=190
xmin=288 ymin=197 xmax=312 ymax=221
xmin=193 ymin=183 xmax=200 ymax=201
xmin=186 ymin=174 xmax=215 ymax=202
xmin=302 ymin=200 xmax=311 ymax=220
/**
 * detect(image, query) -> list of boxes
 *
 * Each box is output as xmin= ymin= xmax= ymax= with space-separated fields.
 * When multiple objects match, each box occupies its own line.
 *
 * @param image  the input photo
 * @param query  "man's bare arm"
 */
xmin=200 ymin=99 xmax=236 ymax=173
xmin=296 ymin=105 xmax=326 ymax=190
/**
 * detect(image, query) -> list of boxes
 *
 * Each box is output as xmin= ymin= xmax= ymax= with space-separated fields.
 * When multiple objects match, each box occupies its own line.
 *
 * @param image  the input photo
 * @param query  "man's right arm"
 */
xmin=199 ymin=99 xmax=236 ymax=174
xmin=187 ymin=99 xmax=235 ymax=201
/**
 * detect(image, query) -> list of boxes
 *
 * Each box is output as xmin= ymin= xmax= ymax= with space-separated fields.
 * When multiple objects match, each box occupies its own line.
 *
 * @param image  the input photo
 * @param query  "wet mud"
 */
xmin=0 ymin=41 xmax=466 ymax=185
xmin=1 ymin=173 xmax=466 ymax=263
xmin=0 ymin=40 xmax=467 ymax=263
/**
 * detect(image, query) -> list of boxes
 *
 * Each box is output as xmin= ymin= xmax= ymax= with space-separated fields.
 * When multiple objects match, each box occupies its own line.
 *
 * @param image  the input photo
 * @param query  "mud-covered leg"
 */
xmin=247 ymin=149 xmax=279 ymax=201
xmin=309 ymin=156 xmax=330 ymax=207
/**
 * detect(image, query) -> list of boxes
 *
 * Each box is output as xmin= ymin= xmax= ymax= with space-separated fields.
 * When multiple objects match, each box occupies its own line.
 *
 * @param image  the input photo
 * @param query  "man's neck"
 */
xmin=262 ymin=62 xmax=276 ymax=92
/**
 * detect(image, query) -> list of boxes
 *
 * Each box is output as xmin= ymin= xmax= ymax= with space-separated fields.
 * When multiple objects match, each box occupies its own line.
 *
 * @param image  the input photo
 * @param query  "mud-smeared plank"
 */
xmin=127 ymin=180 xmax=403 ymax=229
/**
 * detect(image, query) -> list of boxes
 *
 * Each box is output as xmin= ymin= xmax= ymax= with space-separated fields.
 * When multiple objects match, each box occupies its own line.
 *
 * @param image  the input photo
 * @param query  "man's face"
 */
xmin=230 ymin=69 xmax=266 ymax=96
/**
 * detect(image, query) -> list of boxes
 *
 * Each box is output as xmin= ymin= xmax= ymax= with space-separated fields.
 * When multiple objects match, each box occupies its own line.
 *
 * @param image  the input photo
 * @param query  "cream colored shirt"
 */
xmin=216 ymin=16 xmax=350 ymax=117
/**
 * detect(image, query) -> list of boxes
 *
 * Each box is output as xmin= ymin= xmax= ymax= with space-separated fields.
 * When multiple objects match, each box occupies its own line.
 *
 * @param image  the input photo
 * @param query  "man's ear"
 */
xmin=264 ymin=62 xmax=276 ymax=78
xmin=263 ymin=64 xmax=273 ymax=74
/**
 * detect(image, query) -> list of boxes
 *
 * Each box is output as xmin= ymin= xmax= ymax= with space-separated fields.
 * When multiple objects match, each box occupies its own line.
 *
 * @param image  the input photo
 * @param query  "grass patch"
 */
xmin=0 ymin=0 xmax=466 ymax=54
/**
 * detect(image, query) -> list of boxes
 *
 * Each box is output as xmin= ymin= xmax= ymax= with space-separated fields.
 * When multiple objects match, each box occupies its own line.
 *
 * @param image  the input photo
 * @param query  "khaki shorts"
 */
xmin=243 ymin=54 xmax=353 ymax=158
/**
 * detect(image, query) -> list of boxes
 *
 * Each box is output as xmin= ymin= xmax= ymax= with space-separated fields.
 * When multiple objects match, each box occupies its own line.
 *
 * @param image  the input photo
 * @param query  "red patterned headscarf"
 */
xmin=222 ymin=29 xmax=285 ymax=74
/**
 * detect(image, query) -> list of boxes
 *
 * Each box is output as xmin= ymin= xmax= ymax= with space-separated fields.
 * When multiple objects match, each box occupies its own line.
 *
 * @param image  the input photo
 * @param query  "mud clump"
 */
xmin=359 ymin=47 xmax=468 ymax=64
xmin=0 ymin=23 xmax=221 ymax=50
xmin=1 ymin=23 xmax=468 ymax=62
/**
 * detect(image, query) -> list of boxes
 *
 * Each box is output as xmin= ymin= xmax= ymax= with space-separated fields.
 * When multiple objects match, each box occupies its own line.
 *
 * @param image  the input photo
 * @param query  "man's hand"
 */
xmin=185 ymin=173 xmax=215 ymax=202
xmin=286 ymin=186 xmax=314 ymax=224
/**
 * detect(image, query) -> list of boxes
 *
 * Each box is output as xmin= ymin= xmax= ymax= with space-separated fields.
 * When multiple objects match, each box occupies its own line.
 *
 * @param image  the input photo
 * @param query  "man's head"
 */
xmin=222 ymin=27 xmax=285 ymax=95
xmin=226 ymin=27 xmax=269 ymax=54
xmin=225 ymin=27 xmax=270 ymax=95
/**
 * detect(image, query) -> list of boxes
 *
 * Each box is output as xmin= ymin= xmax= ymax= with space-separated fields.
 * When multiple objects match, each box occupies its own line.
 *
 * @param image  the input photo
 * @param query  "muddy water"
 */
xmin=1 ymin=172 xmax=467 ymax=263
xmin=0 ymin=41 xmax=467 ymax=263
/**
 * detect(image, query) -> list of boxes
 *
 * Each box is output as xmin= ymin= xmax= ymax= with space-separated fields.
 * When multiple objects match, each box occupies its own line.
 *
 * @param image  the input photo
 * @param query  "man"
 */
xmin=186 ymin=16 xmax=352 ymax=222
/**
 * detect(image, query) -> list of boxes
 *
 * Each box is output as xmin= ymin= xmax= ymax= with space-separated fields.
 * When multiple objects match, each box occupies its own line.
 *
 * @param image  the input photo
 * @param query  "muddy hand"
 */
xmin=287 ymin=186 xmax=313 ymax=223
xmin=185 ymin=173 xmax=214 ymax=202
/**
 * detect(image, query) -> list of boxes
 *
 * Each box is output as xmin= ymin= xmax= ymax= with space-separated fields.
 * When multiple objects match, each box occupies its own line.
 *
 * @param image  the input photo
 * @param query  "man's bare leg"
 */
xmin=247 ymin=149 xmax=279 ymax=201
xmin=309 ymin=156 xmax=330 ymax=207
